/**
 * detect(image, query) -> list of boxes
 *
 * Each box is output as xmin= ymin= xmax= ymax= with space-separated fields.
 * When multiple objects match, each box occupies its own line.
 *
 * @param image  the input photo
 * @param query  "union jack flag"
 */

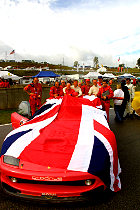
xmin=1 ymin=95 xmax=121 ymax=192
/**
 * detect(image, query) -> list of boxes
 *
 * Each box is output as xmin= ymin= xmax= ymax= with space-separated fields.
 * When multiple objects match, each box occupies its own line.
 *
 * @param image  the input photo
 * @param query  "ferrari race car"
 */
xmin=0 ymin=95 xmax=121 ymax=202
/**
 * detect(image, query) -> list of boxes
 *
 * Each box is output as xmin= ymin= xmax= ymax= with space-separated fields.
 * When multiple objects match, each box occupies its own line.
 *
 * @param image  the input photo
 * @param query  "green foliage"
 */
xmin=8 ymin=70 xmax=40 ymax=77
xmin=93 ymin=57 xmax=99 ymax=68
xmin=137 ymin=58 xmax=140 ymax=67
xmin=119 ymin=64 xmax=125 ymax=67
xmin=0 ymin=109 xmax=17 ymax=125
xmin=74 ymin=61 xmax=79 ymax=67
xmin=0 ymin=61 xmax=73 ymax=71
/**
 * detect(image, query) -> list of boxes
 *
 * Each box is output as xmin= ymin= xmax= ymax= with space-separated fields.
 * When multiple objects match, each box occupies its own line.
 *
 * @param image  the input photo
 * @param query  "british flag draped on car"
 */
xmin=0 ymin=95 xmax=121 ymax=200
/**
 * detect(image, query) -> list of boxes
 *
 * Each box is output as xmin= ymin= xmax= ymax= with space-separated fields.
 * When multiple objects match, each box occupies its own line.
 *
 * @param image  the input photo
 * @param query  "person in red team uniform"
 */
xmin=109 ymin=79 xmax=113 ymax=87
xmin=49 ymin=81 xmax=64 ymax=98
xmin=97 ymin=76 xmax=103 ymax=87
xmin=60 ymin=80 xmax=66 ymax=89
xmin=78 ymin=82 xmax=82 ymax=88
xmin=0 ymin=78 xmax=4 ymax=87
xmin=81 ymin=79 xmax=91 ymax=96
xmin=3 ymin=79 xmax=10 ymax=88
xmin=63 ymin=83 xmax=77 ymax=97
xmin=97 ymin=79 xmax=114 ymax=122
xmin=24 ymin=77 xmax=42 ymax=116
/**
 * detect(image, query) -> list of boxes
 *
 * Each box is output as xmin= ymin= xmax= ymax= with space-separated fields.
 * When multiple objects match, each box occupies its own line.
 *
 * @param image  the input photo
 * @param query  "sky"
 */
xmin=0 ymin=0 xmax=140 ymax=67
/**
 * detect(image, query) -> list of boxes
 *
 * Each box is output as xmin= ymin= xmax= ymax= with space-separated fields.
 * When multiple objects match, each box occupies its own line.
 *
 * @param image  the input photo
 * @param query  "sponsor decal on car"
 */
xmin=42 ymin=193 xmax=56 ymax=196
xmin=32 ymin=176 xmax=62 ymax=181
xmin=42 ymin=193 xmax=57 ymax=199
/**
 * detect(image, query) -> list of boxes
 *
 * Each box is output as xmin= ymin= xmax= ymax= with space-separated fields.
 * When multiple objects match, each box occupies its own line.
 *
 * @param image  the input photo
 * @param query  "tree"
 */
xmin=136 ymin=58 xmax=140 ymax=68
xmin=119 ymin=64 xmax=125 ymax=68
xmin=93 ymin=57 xmax=99 ymax=68
xmin=74 ymin=61 xmax=79 ymax=67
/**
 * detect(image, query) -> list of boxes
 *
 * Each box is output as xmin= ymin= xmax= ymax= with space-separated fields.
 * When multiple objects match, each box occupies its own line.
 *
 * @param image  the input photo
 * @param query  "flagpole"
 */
xmin=5 ymin=51 xmax=7 ymax=61
xmin=118 ymin=57 xmax=120 ymax=72
xmin=77 ymin=64 xmax=79 ymax=72
xmin=83 ymin=63 xmax=85 ymax=72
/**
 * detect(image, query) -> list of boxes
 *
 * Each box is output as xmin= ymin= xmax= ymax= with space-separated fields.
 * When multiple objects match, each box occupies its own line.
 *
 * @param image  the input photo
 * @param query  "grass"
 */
xmin=0 ymin=109 xmax=17 ymax=125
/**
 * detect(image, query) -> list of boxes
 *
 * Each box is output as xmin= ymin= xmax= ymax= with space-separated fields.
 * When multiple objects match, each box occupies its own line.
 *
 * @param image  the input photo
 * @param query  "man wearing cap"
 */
xmin=71 ymin=80 xmax=82 ymax=97
xmin=24 ymin=77 xmax=42 ymax=116
xmin=125 ymin=78 xmax=135 ymax=118
xmin=97 ymin=79 xmax=114 ymax=122
xmin=89 ymin=79 xmax=100 ymax=96
xmin=49 ymin=81 xmax=64 ymax=99
xmin=97 ymin=76 xmax=103 ymax=87
xmin=81 ymin=79 xmax=91 ymax=96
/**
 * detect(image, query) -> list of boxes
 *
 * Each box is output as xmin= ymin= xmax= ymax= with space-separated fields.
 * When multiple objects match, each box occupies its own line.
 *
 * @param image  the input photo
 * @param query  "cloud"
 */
xmin=0 ymin=0 xmax=140 ymax=67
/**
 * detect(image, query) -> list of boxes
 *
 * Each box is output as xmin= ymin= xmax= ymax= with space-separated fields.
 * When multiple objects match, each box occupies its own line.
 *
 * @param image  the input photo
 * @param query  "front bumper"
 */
xmin=0 ymin=157 xmax=106 ymax=202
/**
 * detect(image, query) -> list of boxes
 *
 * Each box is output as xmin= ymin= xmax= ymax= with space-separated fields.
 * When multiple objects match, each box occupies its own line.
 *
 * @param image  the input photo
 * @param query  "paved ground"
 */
xmin=0 ymin=110 xmax=140 ymax=210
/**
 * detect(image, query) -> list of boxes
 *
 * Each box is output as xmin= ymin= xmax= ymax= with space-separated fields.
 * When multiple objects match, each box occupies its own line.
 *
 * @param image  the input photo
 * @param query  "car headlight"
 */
xmin=85 ymin=179 xmax=92 ymax=186
xmin=3 ymin=155 xmax=20 ymax=167
xmin=10 ymin=177 xmax=18 ymax=183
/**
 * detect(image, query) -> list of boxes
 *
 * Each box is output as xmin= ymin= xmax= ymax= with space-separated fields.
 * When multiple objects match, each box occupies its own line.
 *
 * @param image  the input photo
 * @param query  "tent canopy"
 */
xmin=65 ymin=74 xmax=80 ymax=80
xmin=33 ymin=71 xmax=60 ymax=78
xmin=0 ymin=71 xmax=21 ymax=80
xmin=97 ymin=67 xmax=107 ymax=73
xmin=103 ymin=73 xmax=116 ymax=78
xmin=118 ymin=73 xmax=135 ymax=79
xmin=84 ymin=72 xmax=102 ymax=79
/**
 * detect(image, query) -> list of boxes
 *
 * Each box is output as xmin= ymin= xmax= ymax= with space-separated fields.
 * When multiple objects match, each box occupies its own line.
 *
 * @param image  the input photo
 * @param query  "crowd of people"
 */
xmin=0 ymin=78 xmax=11 ymax=88
xmin=24 ymin=76 xmax=137 ymax=123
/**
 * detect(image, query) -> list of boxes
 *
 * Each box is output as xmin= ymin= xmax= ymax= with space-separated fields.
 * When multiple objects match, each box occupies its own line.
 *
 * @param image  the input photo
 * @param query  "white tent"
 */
xmin=4 ymin=66 xmax=13 ymax=70
xmin=97 ymin=67 xmax=107 ymax=73
xmin=67 ymin=74 xmax=80 ymax=80
xmin=118 ymin=73 xmax=135 ymax=79
xmin=84 ymin=72 xmax=102 ymax=79
xmin=103 ymin=73 xmax=116 ymax=78
xmin=120 ymin=73 xmax=135 ymax=77
xmin=61 ymin=74 xmax=80 ymax=80
xmin=0 ymin=71 xmax=21 ymax=80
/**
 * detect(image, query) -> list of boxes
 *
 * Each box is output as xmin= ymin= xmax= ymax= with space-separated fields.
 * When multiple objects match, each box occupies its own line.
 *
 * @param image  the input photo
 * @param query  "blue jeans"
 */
xmin=114 ymin=105 xmax=123 ymax=122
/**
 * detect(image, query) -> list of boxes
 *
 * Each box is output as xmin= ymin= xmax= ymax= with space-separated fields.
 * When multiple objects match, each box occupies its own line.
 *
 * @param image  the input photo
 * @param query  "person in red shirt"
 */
xmin=49 ymin=81 xmax=64 ymax=98
xmin=60 ymin=80 xmax=66 ymax=89
xmin=63 ymin=83 xmax=77 ymax=97
xmin=3 ymin=79 xmax=10 ymax=88
xmin=81 ymin=79 xmax=91 ymax=96
xmin=0 ymin=78 xmax=4 ymax=87
xmin=109 ymin=79 xmax=113 ymax=87
xmin=97 ymin=79 xmax=114 ymax=122
xmin=97 ymin=76 xmax=103 ymax=87
xmin=24 ymin=77 xmax=42 ymax=116
xmin=78 ymin=82 xmax=82 ymax=88
xmin=133 ymin=78 xmax=136 ymax=86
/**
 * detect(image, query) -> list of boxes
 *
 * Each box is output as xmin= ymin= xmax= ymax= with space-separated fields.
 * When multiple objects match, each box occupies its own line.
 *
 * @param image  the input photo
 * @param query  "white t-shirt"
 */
xmin=71 ymin=85 xmax=82 ymax=96
xmin=89 ymin=85 xmax=100 ymax=95
xmin=114 ymin=89 xmax=124 ymax=105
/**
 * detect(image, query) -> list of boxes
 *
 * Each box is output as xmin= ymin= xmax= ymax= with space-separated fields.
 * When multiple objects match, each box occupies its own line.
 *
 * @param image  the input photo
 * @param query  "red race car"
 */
xmin=0 ymin=95 xmax=121 ymax=202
